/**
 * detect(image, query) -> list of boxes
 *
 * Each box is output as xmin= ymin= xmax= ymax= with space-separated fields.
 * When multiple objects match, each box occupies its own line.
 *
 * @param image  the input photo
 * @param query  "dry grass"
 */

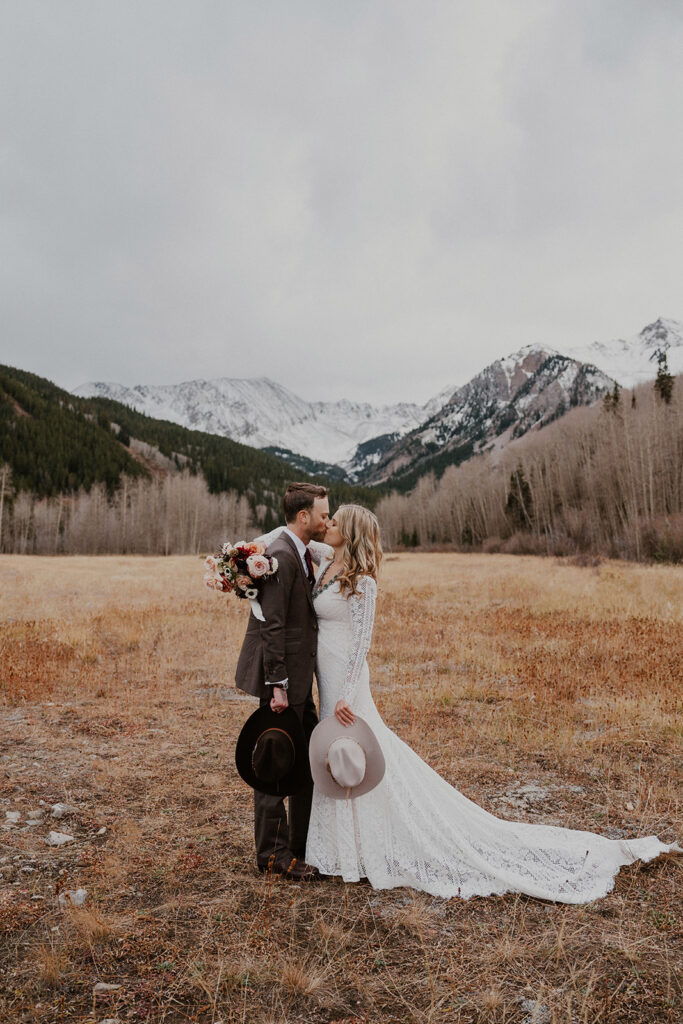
xmin=0 ymin=552 xmax=681 ymax=1023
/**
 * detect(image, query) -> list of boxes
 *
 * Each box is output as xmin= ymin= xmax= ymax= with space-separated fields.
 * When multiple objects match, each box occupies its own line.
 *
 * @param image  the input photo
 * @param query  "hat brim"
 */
xmin=309 ymin=714 xmax=385 ymax=799
xmin=235 ymin=705 xmax=312 ymax=796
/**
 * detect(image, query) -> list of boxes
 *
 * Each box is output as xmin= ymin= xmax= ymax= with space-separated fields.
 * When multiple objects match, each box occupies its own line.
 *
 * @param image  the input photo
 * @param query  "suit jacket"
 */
xmin=234 ymin=532 xmax=318 ymax=705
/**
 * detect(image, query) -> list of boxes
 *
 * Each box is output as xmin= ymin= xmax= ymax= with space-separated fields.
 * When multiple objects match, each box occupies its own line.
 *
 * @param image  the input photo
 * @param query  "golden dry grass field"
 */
xmin=0 ymin=552 xmax=681 ymax=1024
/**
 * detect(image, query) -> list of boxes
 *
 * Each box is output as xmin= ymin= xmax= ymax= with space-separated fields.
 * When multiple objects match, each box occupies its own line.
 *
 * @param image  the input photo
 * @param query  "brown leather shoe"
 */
xmin=258 ymin=856 xmax=321 ymax=881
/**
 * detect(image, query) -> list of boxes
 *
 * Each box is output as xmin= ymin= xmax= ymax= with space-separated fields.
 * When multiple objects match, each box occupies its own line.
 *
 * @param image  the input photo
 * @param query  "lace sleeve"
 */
xmin=339 ymin=576 xmax=377 ymax=706
xmin=252 ymin=525 xmax=285 ymax=547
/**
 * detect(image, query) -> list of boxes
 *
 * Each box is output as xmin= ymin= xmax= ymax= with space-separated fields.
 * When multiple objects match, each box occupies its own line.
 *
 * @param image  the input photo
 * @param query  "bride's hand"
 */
xmin=334 ymin=700 xmax=355 ymax=727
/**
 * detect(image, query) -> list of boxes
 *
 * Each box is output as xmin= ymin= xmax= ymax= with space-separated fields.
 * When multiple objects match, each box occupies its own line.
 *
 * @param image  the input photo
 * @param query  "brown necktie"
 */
xmin=304 ymin=548 xmax=314 ymax=585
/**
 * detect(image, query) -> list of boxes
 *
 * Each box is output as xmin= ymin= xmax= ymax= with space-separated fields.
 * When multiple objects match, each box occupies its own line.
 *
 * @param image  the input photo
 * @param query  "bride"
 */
xmin=257 ymin=506 xmax=678 ymax=903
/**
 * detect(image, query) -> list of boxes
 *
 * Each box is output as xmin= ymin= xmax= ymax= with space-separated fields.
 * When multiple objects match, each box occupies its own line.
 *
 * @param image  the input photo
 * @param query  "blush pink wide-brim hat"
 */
xmin=309 ymin=714 xmax=385 ymax=799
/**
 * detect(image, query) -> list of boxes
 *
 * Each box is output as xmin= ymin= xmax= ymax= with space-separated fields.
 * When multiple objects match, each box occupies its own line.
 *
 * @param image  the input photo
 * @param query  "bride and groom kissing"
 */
xmin=233 ymin=482 xmax=678 ymax=900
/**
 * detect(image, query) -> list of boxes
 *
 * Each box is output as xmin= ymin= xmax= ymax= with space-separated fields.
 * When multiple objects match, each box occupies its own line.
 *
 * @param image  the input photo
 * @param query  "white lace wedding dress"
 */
xmin=257 ymin=529 xmax=678 ymax=902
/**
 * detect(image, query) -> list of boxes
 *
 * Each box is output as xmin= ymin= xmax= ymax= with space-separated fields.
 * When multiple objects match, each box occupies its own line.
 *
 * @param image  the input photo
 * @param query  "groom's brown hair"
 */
xmin=283 ymin=482 xmax=328 ymax=523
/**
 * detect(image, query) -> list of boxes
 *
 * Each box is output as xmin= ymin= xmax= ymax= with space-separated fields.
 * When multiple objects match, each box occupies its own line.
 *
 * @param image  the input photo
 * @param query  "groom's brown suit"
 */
xmin=235 ymin=531 xmax=318 ymax=866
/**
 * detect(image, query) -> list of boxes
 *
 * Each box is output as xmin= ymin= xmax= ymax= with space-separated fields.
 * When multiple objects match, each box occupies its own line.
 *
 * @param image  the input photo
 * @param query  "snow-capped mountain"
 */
xmin=72 ymin=376 xmax=451 ymax=468
xmin=74 ymin=317 xmax=678 ymax=486
xmin=565 ymin=318 xmax=683 ymax=388
xmin=359 ymin=346 xmax=615 ymax=484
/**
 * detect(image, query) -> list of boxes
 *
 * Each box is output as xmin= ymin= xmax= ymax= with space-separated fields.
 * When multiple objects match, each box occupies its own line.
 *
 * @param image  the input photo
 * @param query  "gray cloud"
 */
xmin=1 ymin=0 xmax=682 ymax=404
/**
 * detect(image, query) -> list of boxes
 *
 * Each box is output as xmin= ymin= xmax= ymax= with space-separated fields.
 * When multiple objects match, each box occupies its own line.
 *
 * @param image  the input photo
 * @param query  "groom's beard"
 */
xmin=310 ymin=524 xmax=328 ymax=543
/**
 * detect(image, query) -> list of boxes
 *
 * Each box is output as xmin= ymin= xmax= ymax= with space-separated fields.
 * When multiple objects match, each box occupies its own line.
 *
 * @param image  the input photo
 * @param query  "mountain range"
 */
xmin=75 ymin=317 xmax=681 ymax=485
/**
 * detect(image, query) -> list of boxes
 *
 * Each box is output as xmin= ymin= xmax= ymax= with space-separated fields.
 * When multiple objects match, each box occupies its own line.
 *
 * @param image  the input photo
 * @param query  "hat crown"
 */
xmin=327 ymin=737 xmax=366 ymax=788
xmin=252 ymin=729 xmax=295 ymax=784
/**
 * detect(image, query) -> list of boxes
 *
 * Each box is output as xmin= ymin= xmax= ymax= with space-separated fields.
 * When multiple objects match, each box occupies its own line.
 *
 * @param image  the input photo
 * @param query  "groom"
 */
xmin=235 ymin=481 xmax=329 ymax=879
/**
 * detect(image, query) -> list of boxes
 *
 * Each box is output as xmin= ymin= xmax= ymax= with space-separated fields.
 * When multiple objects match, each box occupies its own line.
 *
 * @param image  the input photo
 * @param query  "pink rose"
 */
xmin=204 ymin=555 xmax=217 ymax=573
xmin=236 ymin=575 xmax=251 ymax=591
xmin=247 ymin=554 xmax=270 ymax=578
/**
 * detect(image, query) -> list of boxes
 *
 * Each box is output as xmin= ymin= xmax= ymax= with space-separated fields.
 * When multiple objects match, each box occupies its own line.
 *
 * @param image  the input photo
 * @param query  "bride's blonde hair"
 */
xmin=334 ymin=504 xmax=383 ymax=596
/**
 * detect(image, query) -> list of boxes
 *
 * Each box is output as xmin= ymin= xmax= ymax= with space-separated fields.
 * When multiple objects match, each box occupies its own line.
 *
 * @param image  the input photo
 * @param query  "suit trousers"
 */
xmin=254 ymin=693 xmax=318 ymax=866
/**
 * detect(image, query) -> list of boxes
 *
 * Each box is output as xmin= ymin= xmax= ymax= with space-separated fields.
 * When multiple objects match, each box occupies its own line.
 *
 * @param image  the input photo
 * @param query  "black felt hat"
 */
xmin=235 ymin=705 xmax=312 ymax=796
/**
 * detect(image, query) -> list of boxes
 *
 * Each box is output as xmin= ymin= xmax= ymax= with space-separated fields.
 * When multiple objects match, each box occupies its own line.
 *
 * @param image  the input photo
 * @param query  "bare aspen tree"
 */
xmin=375 ymin=374 xmax=682 ymax=560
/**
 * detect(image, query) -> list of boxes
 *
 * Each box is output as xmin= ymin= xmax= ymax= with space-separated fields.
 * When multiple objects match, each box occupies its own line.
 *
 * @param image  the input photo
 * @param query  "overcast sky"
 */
xmin=2 ymin=1 xmax=682 ymax=404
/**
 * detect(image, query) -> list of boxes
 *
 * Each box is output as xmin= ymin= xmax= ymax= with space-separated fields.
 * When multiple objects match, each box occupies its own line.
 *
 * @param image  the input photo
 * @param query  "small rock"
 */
xmin=31 ymin=894 xmax=45 ymax=901
xmin=51 ymin=803 xmax=77 ymax=819
xmin=27 ymin=809 xmax=44 ymax=820
xmin=96 ymin=826 xmax=107 ymax=836
xmin=93 ymin=982 xmax=122 ymax=994
xmin=519 ymin=998 xmax=551 ymax=1024
xmin=625 ymin=801 xmax=634 ymax=812
xmin=98 ymin=1019 xmax=122 ymax=1024
xmin=5 ymin=811 xmax=21 ymax=823
xmin=58 ymin=888 xmax=88 ymax=907
xmin=45 ymin=831 xmax=74 ymax=847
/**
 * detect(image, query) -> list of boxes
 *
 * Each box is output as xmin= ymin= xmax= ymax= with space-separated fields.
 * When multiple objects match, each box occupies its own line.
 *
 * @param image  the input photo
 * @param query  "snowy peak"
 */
xmin=565 ymin=317 xmax=683 ymax=388
xmin=639 ymin=316 xmax=683 ymax=353
xmin=360 ymin=348 xmax=615 ymax=484
xmin=73 ymin=376 xmax=436 ymax=467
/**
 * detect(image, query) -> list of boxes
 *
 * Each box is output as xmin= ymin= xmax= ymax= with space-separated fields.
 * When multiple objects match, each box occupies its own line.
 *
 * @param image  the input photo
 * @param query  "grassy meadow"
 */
xmin=0 ymin=552 xmax=681 ymax=1023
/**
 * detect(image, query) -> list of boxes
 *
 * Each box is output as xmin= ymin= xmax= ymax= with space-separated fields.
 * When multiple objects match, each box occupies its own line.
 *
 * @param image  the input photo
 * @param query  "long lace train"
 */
xmin=305 ymin=571 xmax=678 ymax=902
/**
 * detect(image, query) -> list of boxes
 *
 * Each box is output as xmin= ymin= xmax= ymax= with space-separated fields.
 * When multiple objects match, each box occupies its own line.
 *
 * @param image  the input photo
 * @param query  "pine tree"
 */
xmin=505 ymin=466 xmax=533 ymax=529
xmin=654 ymin=349 xmax=674 ymax=404
xmin=603 ymin=381 xmax=621 ymax=414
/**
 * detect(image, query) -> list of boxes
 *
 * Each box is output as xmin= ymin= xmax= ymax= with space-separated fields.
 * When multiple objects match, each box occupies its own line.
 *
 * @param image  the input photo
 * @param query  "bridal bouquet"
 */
xmin=204 ymin=542 xmax=278 ymax=621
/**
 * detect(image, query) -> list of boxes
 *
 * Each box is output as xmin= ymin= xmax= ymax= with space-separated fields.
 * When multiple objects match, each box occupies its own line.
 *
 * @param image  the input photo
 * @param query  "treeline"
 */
xmin=0 ymin=471 xmax=251 ymax=555
xmin=376 ymin=376 xmax=683 ymax=562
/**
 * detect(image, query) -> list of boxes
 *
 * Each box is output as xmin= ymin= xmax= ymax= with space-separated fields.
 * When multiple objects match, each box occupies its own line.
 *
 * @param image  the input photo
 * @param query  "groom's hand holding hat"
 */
xmin=270 ymin=686 xmax=289 ymax=713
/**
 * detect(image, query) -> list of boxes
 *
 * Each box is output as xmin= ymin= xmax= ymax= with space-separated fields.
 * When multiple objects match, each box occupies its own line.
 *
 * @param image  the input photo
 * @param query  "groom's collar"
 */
xmin=283 ymin=526 xmax=308 ymax=564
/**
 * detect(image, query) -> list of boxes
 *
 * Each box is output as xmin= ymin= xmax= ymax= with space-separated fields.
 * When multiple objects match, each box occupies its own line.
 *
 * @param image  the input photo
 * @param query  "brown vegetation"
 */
xmin=0 ymin=472 xmax=250 ymax=556
xmin=378 ymin=376 xmax=683 ymax=562
xmin=0 ymin=553 xmax=681 ymax=1022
